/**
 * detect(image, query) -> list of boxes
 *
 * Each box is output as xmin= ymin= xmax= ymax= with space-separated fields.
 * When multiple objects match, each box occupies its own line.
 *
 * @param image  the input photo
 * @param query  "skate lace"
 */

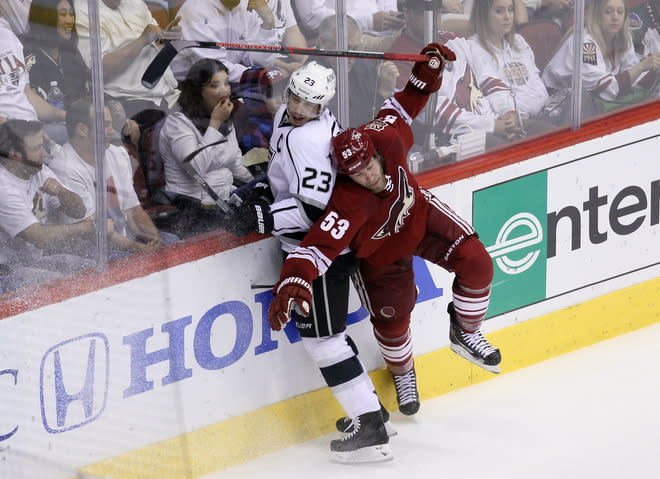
xmin=461 ymin=329 xmax=496 ymax=356
xmin=393 ymin=370 xmax=418 ymax=404
xmin=340 ymin=416 xmax=361 ymax=440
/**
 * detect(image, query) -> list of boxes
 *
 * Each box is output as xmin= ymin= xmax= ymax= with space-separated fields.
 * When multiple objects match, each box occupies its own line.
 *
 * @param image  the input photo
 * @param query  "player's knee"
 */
xmin=300 ymin=333 xmax=353 ymax=364
xmin=451 ymin=235 xmax=493 ymax=290
xmin=372 ymin=314 xmax=411 ymax=342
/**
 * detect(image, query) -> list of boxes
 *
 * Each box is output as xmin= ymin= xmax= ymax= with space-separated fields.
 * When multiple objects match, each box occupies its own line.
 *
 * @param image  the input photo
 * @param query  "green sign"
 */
xmin=473 ymin=172 xmax=548 ymax=316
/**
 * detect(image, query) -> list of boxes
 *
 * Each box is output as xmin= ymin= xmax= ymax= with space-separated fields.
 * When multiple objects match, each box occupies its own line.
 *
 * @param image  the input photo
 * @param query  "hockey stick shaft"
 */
xmin=142 ymin=40 xmax=429 ymax=88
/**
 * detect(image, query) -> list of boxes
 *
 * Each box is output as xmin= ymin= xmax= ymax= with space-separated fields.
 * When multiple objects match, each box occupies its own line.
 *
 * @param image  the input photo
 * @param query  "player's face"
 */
xmin=286 ymin=92 xmax=321 ymax=126
xmin=202 ymin=70 xmax=231 ymax=113
xmin=349 ymin=155 xmax=386 ymax=193
xmin=56 ymin=0 xmax=75 ymax=40
xmin=488 ymin=0 xmax=515 ymax=39
xmin=600 ymin=0 xmax=626 ymax=37
xmin=19 ymin=131 xmax=49 ymax=172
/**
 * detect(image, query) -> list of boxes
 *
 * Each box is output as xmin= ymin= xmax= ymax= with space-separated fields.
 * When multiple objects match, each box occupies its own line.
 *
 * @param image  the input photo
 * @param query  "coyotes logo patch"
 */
xmin=372 ymin=166 xmax=415 ymax=240
xmin=583 ymin=42 xmax=597 ymax=65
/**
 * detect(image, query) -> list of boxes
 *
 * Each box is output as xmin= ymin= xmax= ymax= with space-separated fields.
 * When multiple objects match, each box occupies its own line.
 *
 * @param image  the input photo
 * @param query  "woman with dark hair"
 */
xmin=22 ymin=0 xmax=90 ymax=108
xmin=158 ymin=58 xmax=254 ymax=234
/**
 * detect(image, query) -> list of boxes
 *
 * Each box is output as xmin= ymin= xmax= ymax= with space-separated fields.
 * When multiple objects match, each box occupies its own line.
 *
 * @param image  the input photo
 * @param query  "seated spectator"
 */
xmin=0 ymin=119 xmax=97 ymax=292
xmin=521 ymin=0 xmax=574 ymax=31
xmin=232 ymin=66 xmax=286 ymax=174
xmin=390 ymin=0 xmax=523 ymax=148
xmin=629 ymin=0 xmax=659 ymax=57
xmin=0 ymin=14 xmax=67 ymax=134
xmin=468 ymin=0 xmax=553 ymax=134
xmin=23 ymin=0 xmax=91 ymax=108
xmin=542 ymin=0 xmax=659 ymax=115
xmin=292 ymin=0 xmax=405 ymax=48
xmin=74 ymin=0 xmax=181 ymax=118
xmin=48 ymin=97 xmax=177 ymax=258
xmin=315 ymin=15 xmax=400 ymax=126
xmin=0 ymin=0 xmax=31 ymax=35
xmin=172 ymin=0 xmax=279 ymax=83
xmin=159 ymin=59 xmax=254 ymax=236
xmin=265 ymin=0 xmax=309 ymax=77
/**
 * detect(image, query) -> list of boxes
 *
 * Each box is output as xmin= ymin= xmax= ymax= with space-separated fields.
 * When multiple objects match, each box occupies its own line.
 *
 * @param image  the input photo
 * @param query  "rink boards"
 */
xmin=0 ymin=119 xmax=658 ymax=479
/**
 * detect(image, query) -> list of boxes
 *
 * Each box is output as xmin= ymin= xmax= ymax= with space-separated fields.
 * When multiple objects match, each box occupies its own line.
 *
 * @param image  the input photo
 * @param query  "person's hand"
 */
xmin=409 ymin=42 xmax=456 ymax=94
xmin=441 ymin=0 xmax=464 ymax=14
xmin=268 ymin=277 xmax=312 ymax=331
xmin=220 ymin=194 xmax=273 ymax=236
xmin=139 ymin=24 xmax=164 ymax=47
xmin=248 ymin=0 xmax=275 ymax=29
xmin=209 ymin=97 xmax=234 ymax=130
xmin=160 ymin=16 xmax=182 ymax=42
xmin=39 ymin=178 xmax=66 ymax=197
xmin=377 ymin=61 xmax=400 ymax=98
xmin=640 ymin=53 xmax=660 ymax=72
xmin=373 ymin=11 xmax=406 ymax=31
xmin=495 ymin=111 xmax=522 ymax=139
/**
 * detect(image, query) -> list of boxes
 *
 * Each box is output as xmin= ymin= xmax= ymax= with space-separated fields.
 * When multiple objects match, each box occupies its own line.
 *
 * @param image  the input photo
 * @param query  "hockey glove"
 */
xmin=408 ymin=42 xmax=456 ymax=94
xmin=220 ymin=190 xmax=274 ymax=236
xmin=268 ymin=277 xmax=312 ymax=331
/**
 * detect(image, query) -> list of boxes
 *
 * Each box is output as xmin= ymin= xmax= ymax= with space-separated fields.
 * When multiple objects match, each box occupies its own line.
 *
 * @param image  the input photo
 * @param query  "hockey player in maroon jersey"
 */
xmin=269 ymin=42 xmax=502 ymax=454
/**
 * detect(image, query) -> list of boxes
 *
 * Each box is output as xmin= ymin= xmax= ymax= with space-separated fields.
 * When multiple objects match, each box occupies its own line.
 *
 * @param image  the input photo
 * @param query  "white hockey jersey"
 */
xmin=267 ymin=104 xmax=343 ymax=252
xmin=469 ymin=33 xmax=549 ymax=118
xmin=542 ymin=30 xmax=654 ymax=101
xmin=433 ymin=34 xmax=515 ymax=135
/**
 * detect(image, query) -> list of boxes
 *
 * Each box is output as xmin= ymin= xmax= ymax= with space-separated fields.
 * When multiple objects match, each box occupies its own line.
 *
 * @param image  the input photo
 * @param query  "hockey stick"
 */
xmin=142 ymin=40 xmax=430 ymax=88
xmin=179 ymin=138 xmax=230 ymax=214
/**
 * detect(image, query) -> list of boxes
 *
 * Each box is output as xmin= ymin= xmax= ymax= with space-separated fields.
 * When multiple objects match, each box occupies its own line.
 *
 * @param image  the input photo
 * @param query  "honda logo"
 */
xmin=40 ymin=333 xmax=109 ymax=433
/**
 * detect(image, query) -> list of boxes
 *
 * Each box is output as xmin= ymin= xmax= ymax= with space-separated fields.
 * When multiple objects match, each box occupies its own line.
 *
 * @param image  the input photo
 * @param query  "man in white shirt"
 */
xmin=49 ymin=97 xmax=174 ymax=257
xmin=74 ymin=0 xmax=181 ymax=118
xmin=0 ymin=119 xmax=96 ymax=292
xmin=173 ymin=0 xmax=280 ymax=83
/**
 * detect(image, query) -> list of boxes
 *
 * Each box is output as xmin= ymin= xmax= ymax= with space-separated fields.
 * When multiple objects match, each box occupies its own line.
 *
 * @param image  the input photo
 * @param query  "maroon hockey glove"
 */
xmin=268 ymin=277 xmax=312 ymax=331
xmin=408 ymin=42 xmax=456 ymax=94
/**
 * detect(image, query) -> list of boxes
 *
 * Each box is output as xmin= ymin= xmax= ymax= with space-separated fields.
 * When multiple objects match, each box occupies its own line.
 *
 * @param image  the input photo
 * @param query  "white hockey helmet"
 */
xmin=287 ymin=61 xmax=336 ymax=109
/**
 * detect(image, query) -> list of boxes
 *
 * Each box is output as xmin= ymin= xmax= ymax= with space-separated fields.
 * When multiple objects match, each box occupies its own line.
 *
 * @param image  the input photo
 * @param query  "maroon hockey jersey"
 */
xmin=280 ymin=85 xmax=431 ymax=284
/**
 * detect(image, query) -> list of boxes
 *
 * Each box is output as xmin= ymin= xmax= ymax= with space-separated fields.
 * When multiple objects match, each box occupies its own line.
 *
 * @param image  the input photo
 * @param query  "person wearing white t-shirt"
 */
xmin=173 ymin=0 xmax=280 ymax=83
xmin=0 ymin=17 xmax=66 ymax=128
xmin=0 ymin=119 xmax=96 ymax=292
xmin=49 ymin=97 xmax=174 ymax=256
xmin=74 ymin=0 xmax=181 ymax=118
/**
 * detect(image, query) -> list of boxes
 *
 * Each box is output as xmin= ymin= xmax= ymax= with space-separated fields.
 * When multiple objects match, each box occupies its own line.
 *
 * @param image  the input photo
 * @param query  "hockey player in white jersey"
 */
xmin=222 ymin=61 xmax=394 ymax=463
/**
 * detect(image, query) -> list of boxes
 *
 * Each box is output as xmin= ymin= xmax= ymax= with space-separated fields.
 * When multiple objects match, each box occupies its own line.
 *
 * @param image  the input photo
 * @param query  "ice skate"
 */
xmin=448 ymin=302 xmax=501 ymax=374
xmin=330 ymin=410 xmax=393 ymax=463
xmin=336 ymin=400 xmax=397 ymax=437
xmin=392 ymin=367 xmax=420 ymax=415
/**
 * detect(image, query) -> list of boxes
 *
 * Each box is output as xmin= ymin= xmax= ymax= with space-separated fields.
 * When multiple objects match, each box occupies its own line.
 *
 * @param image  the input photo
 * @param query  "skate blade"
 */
xmin=331 ymin=444 xmax=394 ymax=464
xmin=450 ymin=344 xmax=501 ymax=374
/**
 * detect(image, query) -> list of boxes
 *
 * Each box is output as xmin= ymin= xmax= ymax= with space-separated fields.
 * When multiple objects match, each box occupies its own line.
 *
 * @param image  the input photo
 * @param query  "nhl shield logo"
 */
xmin=582 ymin=42 xmax=597 ymax=65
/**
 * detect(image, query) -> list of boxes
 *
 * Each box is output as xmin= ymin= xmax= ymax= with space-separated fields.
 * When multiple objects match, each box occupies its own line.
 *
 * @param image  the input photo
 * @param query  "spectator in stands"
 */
xmin=390 ymin=0 xmax=523 ymax=147
xmin=23 ymin=0 xmax=90 ymax=109
xmin=265 ymin=0 xmax=309 ymax=77
xmin=74 ymin=0 xmax=181 ymax=118
xmin=0 ymin=0 xmax=31 ymax=35
xmin=173 ymin=0 xmax=280 ymax=83
xmin=542 ymin=0 xmax=660 ymax=112
xmin=293 ymin=0 xmax=405 ymax=47
xmin=468 ymin=0 xmax=553 ymax=134
xmin=0 ymin=13 xmax=67 ymax=132
xmin=0 ymin=119 xmax=97 ymax=292
xmin=159 ymin=59 xmax=254 ymax=235
xmin=232 ymin=67 xmax=285 ymax=174
xmin=49 ymin=97 xmax=175 ymax=257
xmin=522 ymin=0 xmax=573 ymax=29
xmin=315 ymin=15 xmax=400 ymax=126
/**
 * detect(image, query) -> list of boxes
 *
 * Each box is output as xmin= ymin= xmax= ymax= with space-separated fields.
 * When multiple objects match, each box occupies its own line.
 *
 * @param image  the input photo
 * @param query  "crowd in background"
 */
xmin=0 ymin=0 xmax=658 ymax=294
